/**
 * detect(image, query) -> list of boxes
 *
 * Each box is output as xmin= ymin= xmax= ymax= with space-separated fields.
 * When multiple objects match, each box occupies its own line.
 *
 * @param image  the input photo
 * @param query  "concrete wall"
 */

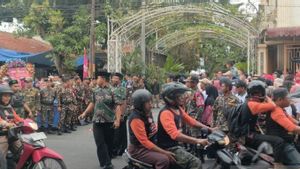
xmin=276 ymin=0 xmax=300 ymax=27
xmin=263 ymin=0 xmax=300 ymax=28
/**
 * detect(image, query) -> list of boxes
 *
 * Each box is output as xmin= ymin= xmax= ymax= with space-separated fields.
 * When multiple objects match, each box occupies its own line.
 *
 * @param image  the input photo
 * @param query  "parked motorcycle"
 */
xmin=6 ymin=118 xmax=66 ymax=169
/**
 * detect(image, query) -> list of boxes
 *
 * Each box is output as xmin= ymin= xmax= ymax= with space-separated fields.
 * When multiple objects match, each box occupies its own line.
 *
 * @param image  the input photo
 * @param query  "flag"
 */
xmin=83 ymin=48 xmax=89 ymax=78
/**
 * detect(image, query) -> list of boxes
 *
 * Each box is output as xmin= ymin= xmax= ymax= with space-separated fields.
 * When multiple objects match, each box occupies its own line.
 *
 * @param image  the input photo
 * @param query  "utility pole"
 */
xmin=89 ymin=0 xmax=96 ymax=77
xmin=141 ymin=0 xmax=146 ymax=74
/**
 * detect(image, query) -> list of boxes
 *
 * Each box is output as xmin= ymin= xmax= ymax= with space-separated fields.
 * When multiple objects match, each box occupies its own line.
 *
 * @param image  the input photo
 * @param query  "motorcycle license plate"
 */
xmin=30 ymin=132 xmax=47 ymax=141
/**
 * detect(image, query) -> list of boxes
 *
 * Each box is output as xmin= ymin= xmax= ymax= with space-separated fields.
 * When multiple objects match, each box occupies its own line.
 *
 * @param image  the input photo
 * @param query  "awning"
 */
xmin=0 ymin=48 xmax=53 ymax=66
xmin=266 ymin=27 xmax=300 ymax=40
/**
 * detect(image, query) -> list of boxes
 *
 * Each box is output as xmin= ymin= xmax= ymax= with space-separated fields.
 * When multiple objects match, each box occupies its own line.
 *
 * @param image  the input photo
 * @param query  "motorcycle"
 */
xmin=6 ymin=118 xmax=66 ymax=169
xmin=206 ymin=130 xmax=274 ymax=169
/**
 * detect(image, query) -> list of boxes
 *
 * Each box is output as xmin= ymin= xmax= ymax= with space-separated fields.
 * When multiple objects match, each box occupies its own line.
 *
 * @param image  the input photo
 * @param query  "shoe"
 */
xmin=70 ymin=125 xmax=77 ymax=131
xmin=103 ymin=164 xmax=114 ymax=169
xmin=47 ymin=129 xmax=55 ymax=134
xmin=63 ymin=129 xmax=71 ymax=133
xmin=57 ymin=130 xmax=62 ymax=135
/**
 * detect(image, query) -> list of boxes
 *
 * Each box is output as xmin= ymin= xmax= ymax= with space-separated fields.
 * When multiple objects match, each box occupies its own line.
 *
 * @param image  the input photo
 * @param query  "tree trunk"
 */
xmin=53 ymin=54 xmax=64 ymax=75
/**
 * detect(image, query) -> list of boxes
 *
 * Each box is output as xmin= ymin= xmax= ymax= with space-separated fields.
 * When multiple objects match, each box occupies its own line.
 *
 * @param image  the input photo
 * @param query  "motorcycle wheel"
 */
xmin=31 ymin=158 xmax=66 ymax=169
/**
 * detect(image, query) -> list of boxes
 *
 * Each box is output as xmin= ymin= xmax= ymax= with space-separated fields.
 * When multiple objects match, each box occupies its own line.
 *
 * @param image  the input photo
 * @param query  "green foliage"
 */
xmin=95 ymin=22 xmax=107 ymax=47
xmin=235 ymin=62 xmax=247 ymax=73
xmin=22 ymin=0 xmax=64 ymax=38
xmin=17 ymin=2 xmax=107 ymax=74
xmin=199 ymin=39 xmax=246 ymax=74
xmin=146 ymin=64 xmax=165 ymax=84
xmin=163 ymin=55 xmax=185 ymax=74
xmin=122 ymin=49 xmax=144 ymax=75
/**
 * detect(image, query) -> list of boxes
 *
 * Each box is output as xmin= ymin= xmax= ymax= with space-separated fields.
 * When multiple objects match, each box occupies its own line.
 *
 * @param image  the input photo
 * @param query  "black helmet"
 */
xmin=0 ymin=85 xmax=14 ymax=95
xmin=161 ymin=82 xmax=190 ymax=106
xmin=247 ymin=80 xmax=266 ymax=98
xmin=132 ymin=89 xmax=152 ymax=111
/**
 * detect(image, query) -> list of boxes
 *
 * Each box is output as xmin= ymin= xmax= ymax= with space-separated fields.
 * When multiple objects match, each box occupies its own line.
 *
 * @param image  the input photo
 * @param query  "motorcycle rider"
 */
xmin=241 ymin=80 xmax=286 ymax=163
xmin=0 ymin=85 xmax=23 ymax=169
xmin=128 ymin=89 xmax=176 ymax=169
xmin=157 ymin=82 xmax=213 ymax=169
xmin=266 ymin=88 xmax=300 ymax=165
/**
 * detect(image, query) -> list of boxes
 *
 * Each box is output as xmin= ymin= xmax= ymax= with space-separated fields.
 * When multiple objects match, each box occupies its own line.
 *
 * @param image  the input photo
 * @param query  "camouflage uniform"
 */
xmin=40 ymin=87 xmax=57 ymax=129
xmin=23 ymin=87 xmax=41 ymax=116
xmin=212 ymin=94 xmax=240 ymax=131
xmin=10 ymin=91 xmax=25 ymax=117
xmin=72 ymin=85 xmax=82 ymax=125
xmin=83 ymin=84 xmax=93 ymax=121
xmin=167 ymin=146 xmax=202 ymax=169
xmin=186 ymin=88 xmax=205 ymax=120
xmin=92 ymin=85 xmax=116 ymax=123
xmin=112 ymin=84 xmax=127 ymax=155
xmin=126 ymin=81 xmax=143 ymax=112
xmin=58 ymin=87 xmax=76 ymax=130
xmin=185 ymin=87 xmax=205 ymax=137
xmin=92 ymin=84 xmax=116 ymax=167
xmin=125 ymin=80 xmax=134 ymax=113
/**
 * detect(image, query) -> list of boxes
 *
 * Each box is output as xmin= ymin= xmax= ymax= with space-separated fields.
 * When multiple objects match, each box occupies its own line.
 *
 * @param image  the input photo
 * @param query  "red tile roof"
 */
xmin=0 ymin=32 xmax=52 ymax=53
xmin=266 ymin=27 xmax=300 ymax=39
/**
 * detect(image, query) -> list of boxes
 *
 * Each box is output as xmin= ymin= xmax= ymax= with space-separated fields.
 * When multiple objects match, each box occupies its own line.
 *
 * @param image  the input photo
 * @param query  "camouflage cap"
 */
xmin=8 ymin=79 xmax=18 ymax=86
xmin=62 ymin=74 xmax=72 ymax=82
xmin=24 ymin=77 xmax=33 ymax=83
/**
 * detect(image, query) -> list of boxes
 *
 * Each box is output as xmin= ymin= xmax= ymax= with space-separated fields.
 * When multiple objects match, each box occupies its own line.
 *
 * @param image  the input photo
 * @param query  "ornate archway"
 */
xmin=107 ymin=3 xmax=258 ymax=74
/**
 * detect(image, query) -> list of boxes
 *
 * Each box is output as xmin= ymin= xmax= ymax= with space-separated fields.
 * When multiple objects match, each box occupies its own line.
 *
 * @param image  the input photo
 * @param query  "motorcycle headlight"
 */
xmin=29 ymin=122 xmax=38 ymax=131
xmin=218 ymin=136 xmax=230 ymax=146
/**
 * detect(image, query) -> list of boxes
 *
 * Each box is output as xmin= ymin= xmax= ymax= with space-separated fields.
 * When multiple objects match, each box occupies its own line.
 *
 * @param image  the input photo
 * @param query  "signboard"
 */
xmin=8 ymin=67 xmax=31 ymax=80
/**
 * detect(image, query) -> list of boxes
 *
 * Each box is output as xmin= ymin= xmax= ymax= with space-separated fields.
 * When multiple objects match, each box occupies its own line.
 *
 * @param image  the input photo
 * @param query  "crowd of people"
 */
xmin=127 ymin=61 xmax=300 ymax=169
xmin=2 ymin=59 xmax=300 ymax=169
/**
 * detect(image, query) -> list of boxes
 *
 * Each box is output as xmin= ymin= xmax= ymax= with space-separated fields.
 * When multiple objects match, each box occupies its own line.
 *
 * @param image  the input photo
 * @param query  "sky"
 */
xmin=230 ymin=0 xmax=260 ymax=14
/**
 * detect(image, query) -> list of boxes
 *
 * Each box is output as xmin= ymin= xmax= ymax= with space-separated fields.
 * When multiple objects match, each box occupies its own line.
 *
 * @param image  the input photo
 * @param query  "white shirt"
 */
xmin=285 ymin=103 xmax=300 ymax=117
xmin=235 ymin=92 xmax=247 ymax=103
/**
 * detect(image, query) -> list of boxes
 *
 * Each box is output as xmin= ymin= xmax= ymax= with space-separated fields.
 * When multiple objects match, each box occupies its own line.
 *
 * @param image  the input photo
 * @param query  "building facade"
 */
xmin=258 ymin=0 xmax=300 ymax=75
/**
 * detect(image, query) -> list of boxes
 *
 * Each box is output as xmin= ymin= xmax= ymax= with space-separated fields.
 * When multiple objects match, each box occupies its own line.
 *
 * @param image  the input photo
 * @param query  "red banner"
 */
xmin=83 ymin=48 xmax=89 ymax=78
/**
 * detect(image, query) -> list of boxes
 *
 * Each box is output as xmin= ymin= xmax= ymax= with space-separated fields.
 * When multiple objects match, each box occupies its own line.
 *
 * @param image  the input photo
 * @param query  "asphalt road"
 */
xmin=45 ymin=123 xmax=127 ymax=169
xmin=45 ymin=108 xmax=215 ymax=169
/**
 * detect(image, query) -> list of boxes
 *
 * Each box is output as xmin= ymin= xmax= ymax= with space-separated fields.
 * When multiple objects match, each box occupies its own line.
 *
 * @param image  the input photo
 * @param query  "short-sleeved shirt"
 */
xmin=212 ymin=94 xmax=240 ymax=131
xmin=11 ymin=92 xmax=25 ymax=108
xmin=40 ymin=87 xmax=56 ymax=106
xmin=23 ymin=87 xmax=40 ymax=112
xmin=112 ymin=85 xmax=126 ymax=105
xmin=92 ymin=85 xmax=115 ymax=123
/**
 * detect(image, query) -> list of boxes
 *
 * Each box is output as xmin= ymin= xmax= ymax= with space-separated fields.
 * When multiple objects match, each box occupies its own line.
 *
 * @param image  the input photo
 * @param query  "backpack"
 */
xmin=225 ymin=101 xmax=251 ymax=138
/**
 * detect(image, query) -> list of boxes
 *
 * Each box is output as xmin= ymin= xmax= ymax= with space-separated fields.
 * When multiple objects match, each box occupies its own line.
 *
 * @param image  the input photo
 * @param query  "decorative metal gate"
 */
xmin=288 ymin=45 xmax=300 ymax=73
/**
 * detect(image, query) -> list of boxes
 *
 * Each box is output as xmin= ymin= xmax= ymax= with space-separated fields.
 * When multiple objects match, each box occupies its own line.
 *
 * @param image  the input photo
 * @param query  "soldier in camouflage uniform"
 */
xmin=73 ymin=76 xmax=84 ymax=125
xmin=185 ymin=75 xmax=205 ymax=137
xmin=82 ymin=77 xmax=93 ymax=123
xmin=79 ymin=71 xmax=123 ymax=169
xmin=57 ymin=76 xmax=77 ymax=135
xmin=111 ymin=73 xmax=127 ymax=156
xmin=212 ymin=78 xmax=240 ymax=132
xmin=40 ymin=78 xmax=57 ymax=133
xmin=125 ymin=74 xmax=134 ymax=112
xmin=23 ymin=77 xmax=40 ymax=118
xmin=9 ymin=79 xmax=33 ymax=118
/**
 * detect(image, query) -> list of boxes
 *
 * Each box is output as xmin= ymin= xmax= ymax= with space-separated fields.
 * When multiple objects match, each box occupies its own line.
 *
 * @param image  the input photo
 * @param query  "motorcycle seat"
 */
xmin=123 ymin=149 xmax=153 ymax=168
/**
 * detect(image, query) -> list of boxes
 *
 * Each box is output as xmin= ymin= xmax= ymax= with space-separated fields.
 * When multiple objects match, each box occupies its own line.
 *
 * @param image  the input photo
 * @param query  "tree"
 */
xmin=122 ymin=49 xmax=144 ymax=75
xmin=199 ymin=39 xmax=246 ymax=74
xmin=20 ymin=2 xmax=97 ymax=74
